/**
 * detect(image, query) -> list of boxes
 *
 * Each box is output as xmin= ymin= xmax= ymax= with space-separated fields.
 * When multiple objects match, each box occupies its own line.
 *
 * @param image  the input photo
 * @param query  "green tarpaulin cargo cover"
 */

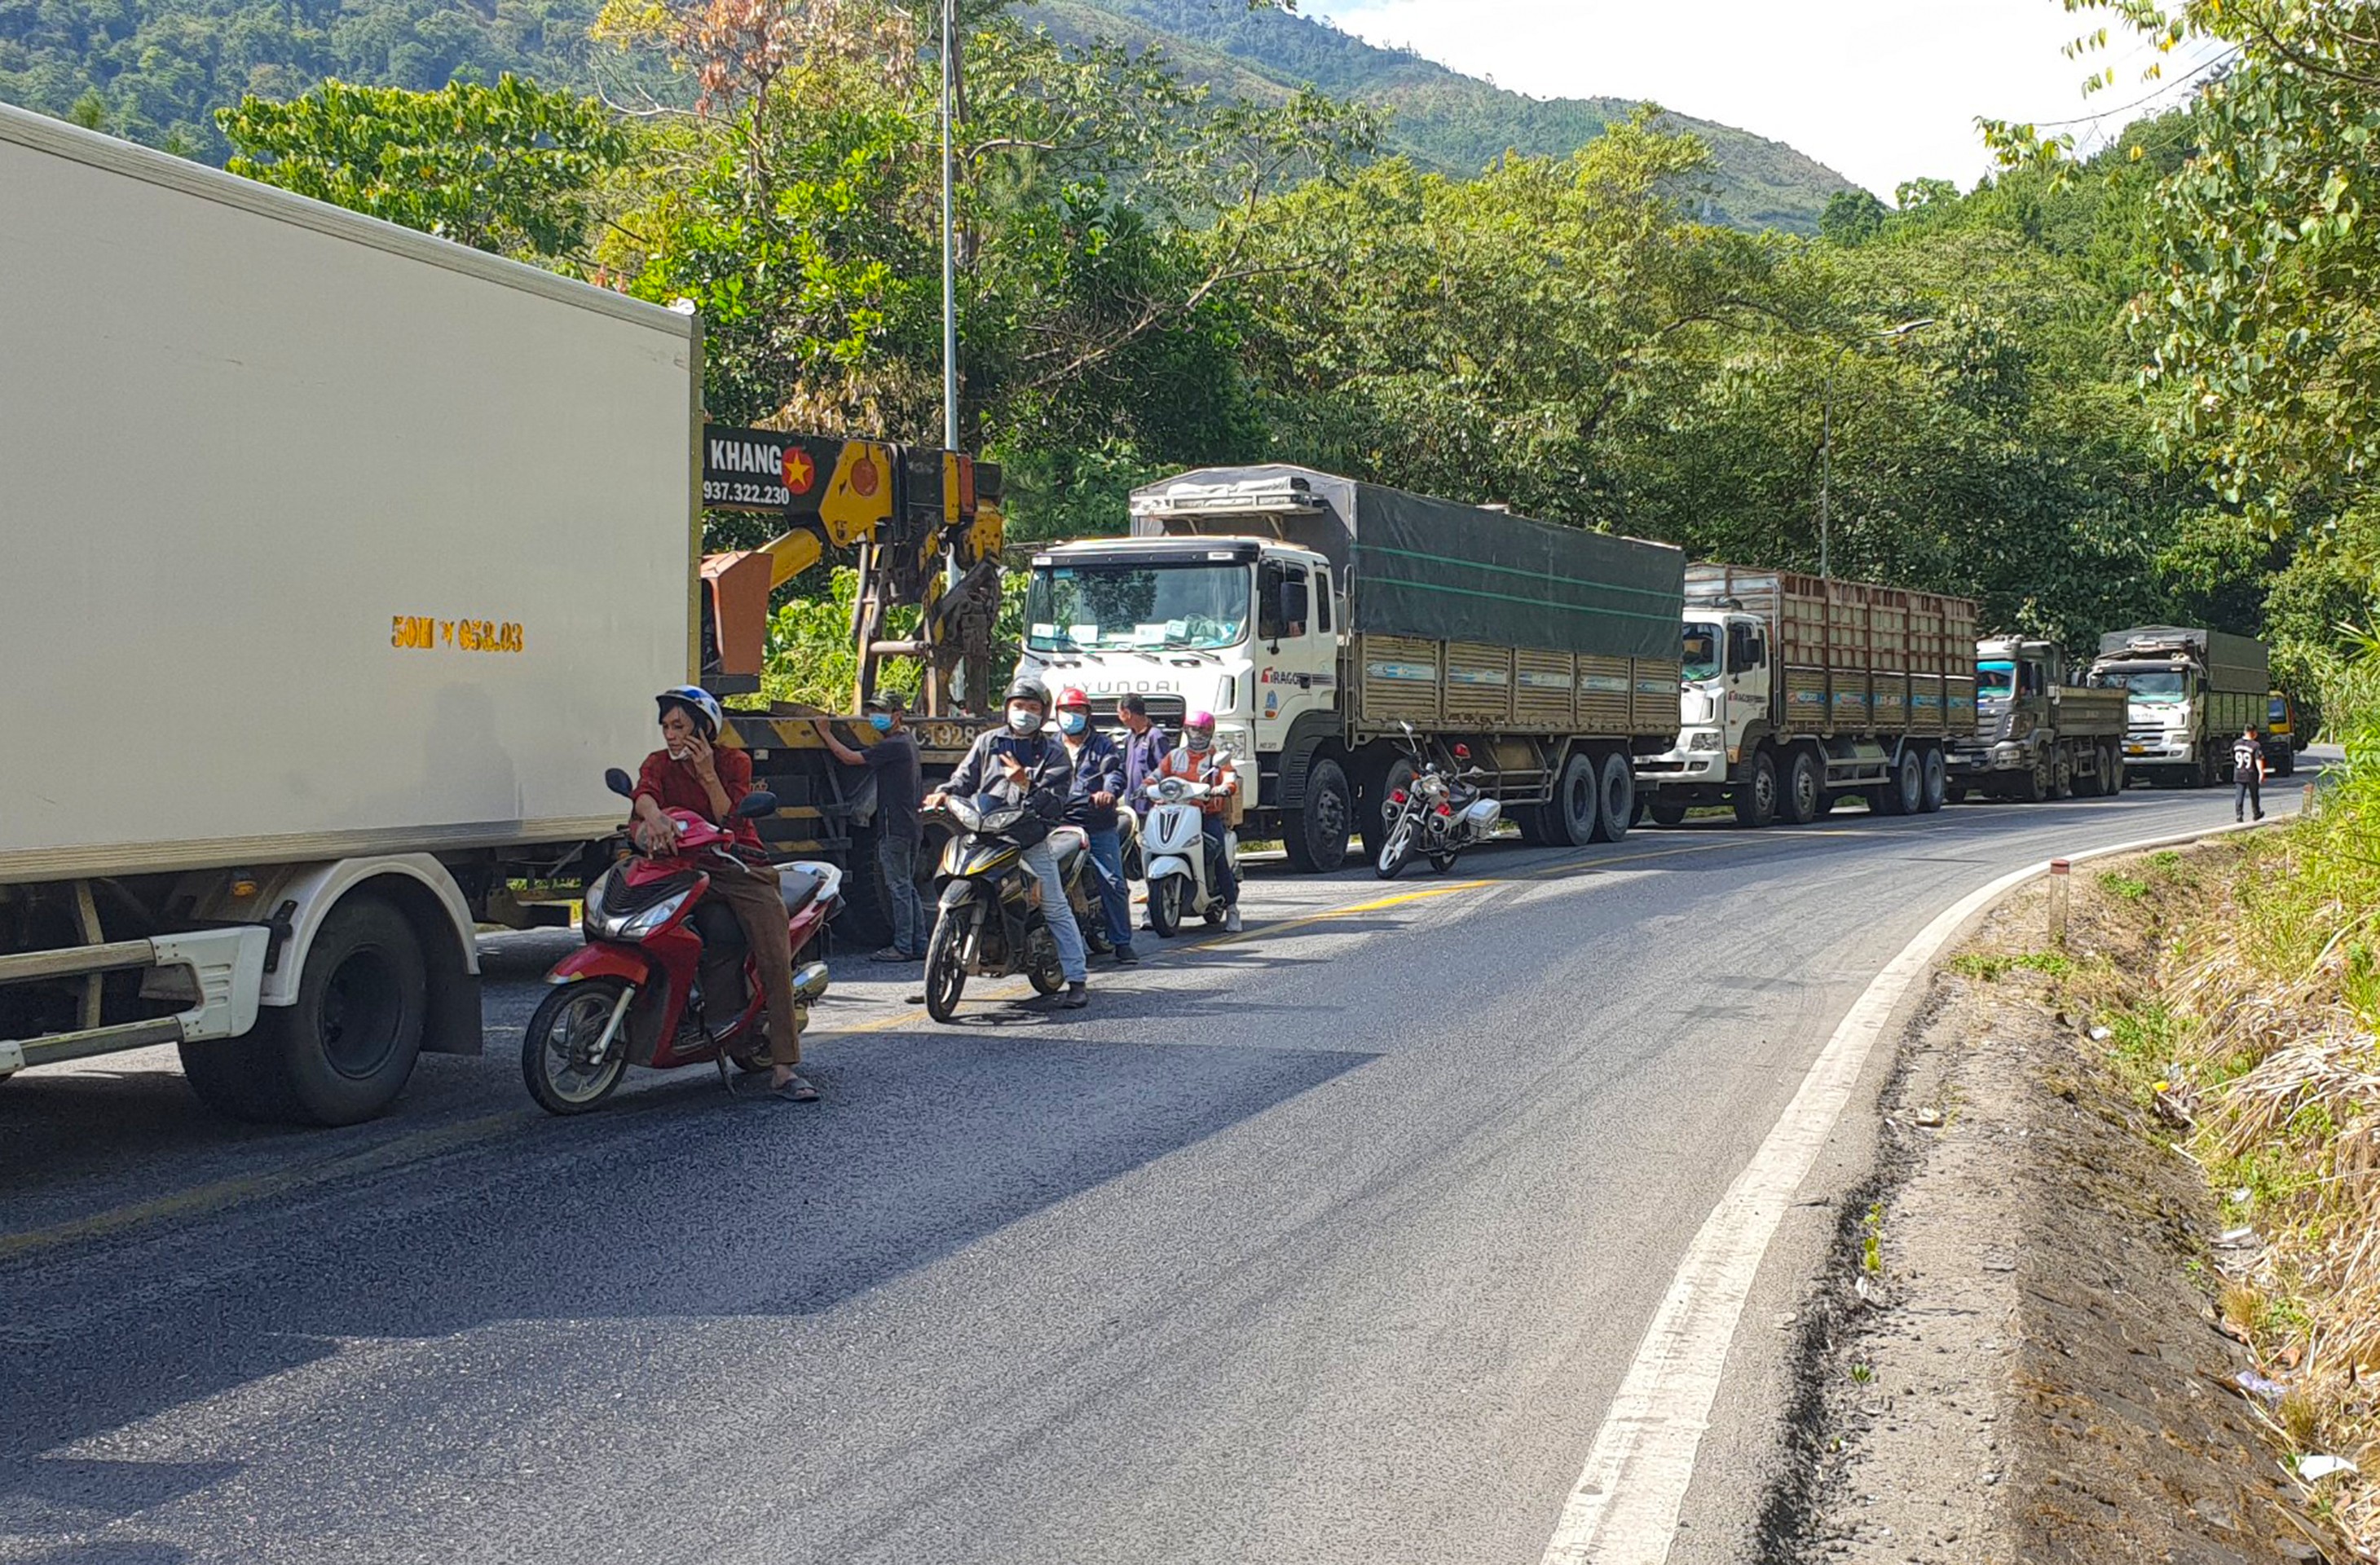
xmin=1129 ymin=465 xmax=1683 ymax=663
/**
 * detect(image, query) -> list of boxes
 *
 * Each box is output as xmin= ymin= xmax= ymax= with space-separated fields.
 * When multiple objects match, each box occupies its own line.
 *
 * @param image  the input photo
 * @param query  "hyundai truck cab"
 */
xmin=1015 ymin=534 xmax=1339 ymax=783
xmin=2091 ymin=657 xmax=2197 ymax=765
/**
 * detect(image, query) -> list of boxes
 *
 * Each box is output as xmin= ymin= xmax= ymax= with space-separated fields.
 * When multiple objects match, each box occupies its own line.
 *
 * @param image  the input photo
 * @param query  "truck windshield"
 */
xmin=2269 ymin=696 xmax=2290 ymax=725
xmin=1977 ymin=660 xmax=2016 ymax=698
xmin=1025 ymin=562 xmax=1251 ymax=652
xmin=1680 ymin=622 xmax=1723 ymax=681
xmin=2099 ymin=669 xmax=2187 ymax=703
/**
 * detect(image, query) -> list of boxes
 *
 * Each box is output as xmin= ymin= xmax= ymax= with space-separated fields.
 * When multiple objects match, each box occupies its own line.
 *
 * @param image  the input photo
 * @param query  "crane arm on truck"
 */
xmin=698 ymin=428 xmax=1004 ymax=716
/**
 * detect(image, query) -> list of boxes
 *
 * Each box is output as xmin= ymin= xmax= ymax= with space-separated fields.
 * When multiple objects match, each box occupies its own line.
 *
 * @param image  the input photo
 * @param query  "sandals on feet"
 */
xmin=769 ymin=1072 xmax=820 ymax=1103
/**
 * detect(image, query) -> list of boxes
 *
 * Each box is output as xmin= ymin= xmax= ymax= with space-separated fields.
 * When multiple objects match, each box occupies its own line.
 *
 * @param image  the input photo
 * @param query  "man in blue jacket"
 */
xmin=1056 ymin=687 xmax=1135 ymax=966
xmin=926 ymin=680 xmax=1089 ymax=1007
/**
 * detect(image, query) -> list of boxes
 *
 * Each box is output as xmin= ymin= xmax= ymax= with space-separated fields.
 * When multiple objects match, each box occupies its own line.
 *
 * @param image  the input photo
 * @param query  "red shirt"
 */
xmin=633 ymin=746 xmax=765 ymax=855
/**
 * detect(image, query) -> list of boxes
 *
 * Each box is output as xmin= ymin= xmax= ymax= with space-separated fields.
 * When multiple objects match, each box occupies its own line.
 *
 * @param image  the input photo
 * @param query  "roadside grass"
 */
xmin=2046 ymin=735 xmax=2380 ymax=1552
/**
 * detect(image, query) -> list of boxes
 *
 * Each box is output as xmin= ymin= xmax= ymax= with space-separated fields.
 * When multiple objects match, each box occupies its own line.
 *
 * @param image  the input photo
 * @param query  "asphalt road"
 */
xmin=0 ymin=765 xmax=2325 ymax=1565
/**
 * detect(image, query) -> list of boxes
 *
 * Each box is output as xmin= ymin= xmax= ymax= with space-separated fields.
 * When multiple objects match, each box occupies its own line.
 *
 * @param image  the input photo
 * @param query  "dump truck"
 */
xmin=0 ymin=104 xmax=999 ymax=1120
xmin=1012 ymin=466 xmax=1686 ymax=870
xmin=1634 ymin=566 xmax=1980 ymax=826
xmin=2087 ymin=626 xmax=2270 ymax=787
xmin=1946 ymin=636 xmax=2129 ymax=800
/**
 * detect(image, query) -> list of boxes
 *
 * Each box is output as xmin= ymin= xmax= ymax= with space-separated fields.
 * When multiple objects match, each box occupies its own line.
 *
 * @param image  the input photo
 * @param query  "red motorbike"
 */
xmin=521 ymin=768 xmax=837 ymax=1114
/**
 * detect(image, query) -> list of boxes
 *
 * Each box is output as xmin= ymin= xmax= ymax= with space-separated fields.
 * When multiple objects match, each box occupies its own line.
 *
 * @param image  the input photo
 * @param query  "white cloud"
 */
xmin=1308 ymin=0 xmax=2224 ymax=196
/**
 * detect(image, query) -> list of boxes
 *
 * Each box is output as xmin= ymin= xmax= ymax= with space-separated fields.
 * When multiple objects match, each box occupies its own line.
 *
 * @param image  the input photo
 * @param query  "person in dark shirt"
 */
xmin=926 ymin=681 xmax=1090 ymax=1007
xmin=814 ymin=691 xmax=926 ymax=962
xmin=1117 ymin=693 xmax=1170 ymax=798
xmin=2233 ymin=725 xmax=2267 ymax=822
xmin=631 ymin=686 xmax=815 ymax=1102
xmin=1056 ymin=687 xmax=1135 ymax=965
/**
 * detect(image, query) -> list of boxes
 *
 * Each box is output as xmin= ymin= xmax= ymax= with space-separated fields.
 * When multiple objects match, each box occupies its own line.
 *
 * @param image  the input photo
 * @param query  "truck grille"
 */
xmin=1083 ymin=694 xmax=1188 ymax=728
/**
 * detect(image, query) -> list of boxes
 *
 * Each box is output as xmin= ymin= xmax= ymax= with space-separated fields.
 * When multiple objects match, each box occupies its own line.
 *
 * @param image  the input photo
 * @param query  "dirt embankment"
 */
xmin=1765 ymin=846 xmax=2349 ymax=1563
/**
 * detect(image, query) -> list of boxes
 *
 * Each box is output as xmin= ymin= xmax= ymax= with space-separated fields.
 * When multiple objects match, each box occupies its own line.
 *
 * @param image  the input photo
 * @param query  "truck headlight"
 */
xmin=1689 ymin=730 xmax=1721 ymax=751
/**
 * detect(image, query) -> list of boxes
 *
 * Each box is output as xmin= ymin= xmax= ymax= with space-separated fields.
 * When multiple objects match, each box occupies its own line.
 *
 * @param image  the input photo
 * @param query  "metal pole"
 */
xmin=940 ymin=0 xmax=958 ymax=454
xmin=1819 ymin=347 xmax=1840 ymax=581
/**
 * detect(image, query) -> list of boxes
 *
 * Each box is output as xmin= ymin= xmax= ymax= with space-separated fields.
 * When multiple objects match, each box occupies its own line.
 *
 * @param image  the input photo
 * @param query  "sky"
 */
xmin=1307 ymin=0 xmax=2228 ymax=196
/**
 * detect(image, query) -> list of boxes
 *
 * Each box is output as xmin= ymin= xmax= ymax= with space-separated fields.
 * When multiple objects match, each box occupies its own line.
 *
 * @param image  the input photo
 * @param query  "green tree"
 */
xmin=219 ymin=75 xmax=629 ymax=262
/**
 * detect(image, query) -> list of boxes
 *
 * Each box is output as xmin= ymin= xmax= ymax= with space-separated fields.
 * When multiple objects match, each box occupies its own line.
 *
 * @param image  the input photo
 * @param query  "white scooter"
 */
xmin=1141 ymin=775 xmax=1240 ymax=937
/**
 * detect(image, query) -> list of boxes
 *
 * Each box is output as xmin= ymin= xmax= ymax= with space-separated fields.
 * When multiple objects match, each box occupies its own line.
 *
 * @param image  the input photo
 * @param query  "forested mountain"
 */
xmin=1042 ymin=0 xmax=1857 ymax=231
xmin=0 ymin=0 xmax=1858 ymax=229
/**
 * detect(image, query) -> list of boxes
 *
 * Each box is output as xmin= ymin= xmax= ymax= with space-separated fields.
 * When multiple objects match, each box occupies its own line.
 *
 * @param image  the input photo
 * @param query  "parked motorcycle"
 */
xmin=922 ymin=791 xmax=1090 ymax=1022
xmin=1375 ymin=724 xmax=1501 ymax=879
xmin=1140 ymin=775 xmax=1239 ymax=936
xmin=521 ymin=769 xmax=835 ymax=1115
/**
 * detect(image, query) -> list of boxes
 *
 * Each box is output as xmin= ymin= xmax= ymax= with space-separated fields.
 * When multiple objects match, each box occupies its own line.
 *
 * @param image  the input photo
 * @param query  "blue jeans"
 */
xmin=1020 ymin=835 xmax=1089 ymax=982
xmin=1202 ymin=815 xmax=1238 ymax=906
xmin=1085 ymin=827 xmax=1133 ymax=954
xmin=876 ymin=832 xmax=924 ymax=955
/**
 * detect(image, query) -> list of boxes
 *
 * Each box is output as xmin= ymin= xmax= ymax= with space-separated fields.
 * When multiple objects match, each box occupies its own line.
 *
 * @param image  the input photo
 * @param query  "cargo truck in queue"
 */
xmin=2087 ymin=626 xmax=2270 ymax=787
xmin=1946 ymin=636 xmax=2129 ymax=801
xmin=0 ymin=104 xmax=1000 ymax=1122
xmin=1634 ymin=566 xmax=1980 ymax=827
xmin=1013 ymin=467 xmax=1686 ymax=870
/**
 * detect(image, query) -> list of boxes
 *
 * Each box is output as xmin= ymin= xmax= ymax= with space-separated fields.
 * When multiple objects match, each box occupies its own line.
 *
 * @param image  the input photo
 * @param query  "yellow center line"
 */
xmin=1188 ymin=880 xmax=1492 ymax=950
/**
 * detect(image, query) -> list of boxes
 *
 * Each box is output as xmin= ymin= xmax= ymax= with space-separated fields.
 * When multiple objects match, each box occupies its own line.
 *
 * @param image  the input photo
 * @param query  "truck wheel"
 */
xmin=1919 ymin=747 xmax=1947 ymax=812
xmin=2272 ymin=748 xmax=2294 ymax=778
xmin=1876 ymin=752 xmax=1922 ymax=816
xmin=1649 ymin=796 xmax=1689 ymax=827
xmin=1732 ymin=750 xmax=1780 ymax=828
xmin=1360 ymin=756 xmax=1417 ymax=862
xmin=1514 ymin=806 xmax=1558 ymax=845
xmin=1284 ymin=757 xmax=1352 ymax=873
xmin=1554 ymin=751 xmax=1602 ymax=844
xmin=835 ymin=824 xmax=896 ymax=950
xmin=1589 ymin=749 xmax=1636 ymax=843
xmin=181 ymin=893 xmax=425 ymax=1126
xmin=1945 ymin=782 xmax=1971 ymax=805
xmin=2103 ymin=743 xmax=2126 ymax=792
xmin=1780 ymin=747 xmax=1822 ymax=826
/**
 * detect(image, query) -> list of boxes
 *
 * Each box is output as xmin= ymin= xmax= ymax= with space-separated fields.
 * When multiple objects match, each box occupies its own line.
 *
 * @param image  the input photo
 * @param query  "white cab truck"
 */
xmin=1634 ymin=565 xmax=1980 ymax=826
xmin=0 ymin=104 xmax=699 ymax=1122
xmin=2088 ymin=626 xmax=2271 ymax=787
xmin=1014 ymin=467 xmax=1685 ymax=868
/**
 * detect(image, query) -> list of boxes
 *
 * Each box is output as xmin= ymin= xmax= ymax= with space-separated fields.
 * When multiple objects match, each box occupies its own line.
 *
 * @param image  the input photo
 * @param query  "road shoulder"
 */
xmin=1765 ymin=867 xmax=2326 ymax=1563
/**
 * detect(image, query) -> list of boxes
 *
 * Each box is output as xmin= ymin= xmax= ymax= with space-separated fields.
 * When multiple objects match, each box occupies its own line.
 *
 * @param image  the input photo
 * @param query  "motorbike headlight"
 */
xmin=983 ymin=805 xmax=1027 ymax=832
xmin=617 ymin=888 xmax=693 ymax=941
xmin=1155 ymin=778 xmax=1187 ymax=802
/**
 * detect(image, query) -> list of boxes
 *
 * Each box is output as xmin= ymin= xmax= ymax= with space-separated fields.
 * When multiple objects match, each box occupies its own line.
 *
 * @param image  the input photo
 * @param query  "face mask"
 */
xmin=868 ymin=713 xmax=894 ymax=734
xmin=1007 ymin=708 xmax=1041 ymax=734
xmin=1060 ymin=712 xmax=1087 ymax=736
xmin=1186 ymin=730 xmax=1213 ymax=753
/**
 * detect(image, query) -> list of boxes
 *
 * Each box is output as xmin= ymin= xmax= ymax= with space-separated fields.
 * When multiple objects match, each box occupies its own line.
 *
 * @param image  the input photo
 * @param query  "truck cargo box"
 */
xmin=0 ymin=105 xmax=701 ymax=884
xmin=1688 ymin=564 xmax=1978 ymax=738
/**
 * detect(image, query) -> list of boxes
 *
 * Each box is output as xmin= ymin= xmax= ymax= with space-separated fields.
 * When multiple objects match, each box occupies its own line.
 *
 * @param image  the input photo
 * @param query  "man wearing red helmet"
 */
xmin=1055 ymin=687 xmax=1136 ymax=965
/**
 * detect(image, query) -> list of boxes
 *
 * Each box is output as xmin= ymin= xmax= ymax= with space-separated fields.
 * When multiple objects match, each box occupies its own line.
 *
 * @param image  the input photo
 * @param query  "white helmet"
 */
xmin=654 ymin=685 xmax=724 ymax=738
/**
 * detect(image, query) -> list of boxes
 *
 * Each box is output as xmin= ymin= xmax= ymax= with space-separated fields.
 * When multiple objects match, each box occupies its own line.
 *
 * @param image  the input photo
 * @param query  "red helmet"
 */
xmin=1056 ymin=686 xmax=1092 ymax=710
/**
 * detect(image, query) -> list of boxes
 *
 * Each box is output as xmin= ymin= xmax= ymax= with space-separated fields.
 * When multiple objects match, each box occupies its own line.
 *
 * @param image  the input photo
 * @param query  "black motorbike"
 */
xmin=922 ymin=792 xmax=1099 ymax=1022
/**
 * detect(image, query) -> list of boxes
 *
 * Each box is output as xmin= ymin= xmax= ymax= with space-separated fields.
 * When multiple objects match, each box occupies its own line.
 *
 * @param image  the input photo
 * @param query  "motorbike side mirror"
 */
xmin=1452 ymin=743 xmax=1471 ymax=761
xmin=734 ymin=790 xmax=779 ymax=818
xmin=604 ymin=768 xmax=636 ymax=799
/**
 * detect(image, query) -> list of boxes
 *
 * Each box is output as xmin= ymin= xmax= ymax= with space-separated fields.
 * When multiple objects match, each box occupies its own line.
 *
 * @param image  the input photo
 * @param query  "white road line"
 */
xmin=1536 ymin=814 xmax=2284 ymax=1565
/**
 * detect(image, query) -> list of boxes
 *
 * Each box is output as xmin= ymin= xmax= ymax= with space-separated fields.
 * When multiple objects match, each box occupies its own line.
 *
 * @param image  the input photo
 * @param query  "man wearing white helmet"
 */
xmin=630 ymin=686 xmax=816 ymax=1101
xmin=1153 ymin=709 xmax=1241 ymax=932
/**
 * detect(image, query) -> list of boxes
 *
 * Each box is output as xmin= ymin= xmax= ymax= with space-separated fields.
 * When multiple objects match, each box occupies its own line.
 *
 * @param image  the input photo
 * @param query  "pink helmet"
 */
xmin=1184 ymin=710 xmax=1216 ymax=731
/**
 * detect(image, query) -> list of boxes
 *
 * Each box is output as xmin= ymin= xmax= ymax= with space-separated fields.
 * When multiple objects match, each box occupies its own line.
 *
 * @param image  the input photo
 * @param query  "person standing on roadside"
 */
xmin=2233 ymin=725 xmax=2267 ymax=822
xmin=814 ymin=692 xmax=925 ymax=963
xmin=1055 ymin=688 xmax=1135 ymax=966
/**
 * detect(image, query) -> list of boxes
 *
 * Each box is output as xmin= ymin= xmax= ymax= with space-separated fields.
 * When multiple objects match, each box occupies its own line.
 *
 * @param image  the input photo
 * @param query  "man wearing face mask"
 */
xmin=813 ymin=691 xmax=924 ymax=963
xmin=1153 ymin=709 xmax=1241 ymax=933
xmin=924 ymin=681 xmax=1091 ymax=1007
xmin=1054 ymin=687 xmax=1135 ymax=966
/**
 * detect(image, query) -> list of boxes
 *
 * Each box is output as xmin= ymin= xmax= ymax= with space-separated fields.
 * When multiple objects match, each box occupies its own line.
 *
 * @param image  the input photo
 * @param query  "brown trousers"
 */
xmin=707 ymin=858 xmax=802 ymax=1066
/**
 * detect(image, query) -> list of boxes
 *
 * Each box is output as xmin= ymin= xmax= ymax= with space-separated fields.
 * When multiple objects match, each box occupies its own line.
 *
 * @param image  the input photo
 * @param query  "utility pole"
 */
xmin=940 ymin=0 xmax=958 ymax=454
xmin=1818 ymin=317 xmax=1934 ymax=580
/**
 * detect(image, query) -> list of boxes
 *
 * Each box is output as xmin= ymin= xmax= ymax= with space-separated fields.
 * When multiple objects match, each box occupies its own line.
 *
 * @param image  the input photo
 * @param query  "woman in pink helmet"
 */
xmin=1153 ymin=710 xmax=1241 ymax=931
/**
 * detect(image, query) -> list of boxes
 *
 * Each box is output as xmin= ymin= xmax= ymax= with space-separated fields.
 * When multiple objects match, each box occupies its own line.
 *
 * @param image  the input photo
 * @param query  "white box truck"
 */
xmin=0 ymin=104 xmax=701 ymax=1123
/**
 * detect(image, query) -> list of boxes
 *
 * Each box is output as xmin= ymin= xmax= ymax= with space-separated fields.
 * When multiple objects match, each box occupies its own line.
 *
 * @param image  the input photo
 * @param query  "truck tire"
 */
xmin=2103 ymin=743 xmax=2125 ymax=793
xmin=1919 ymin=747 xmax=1947 ymax=812
xmin=1514 ymin=805 xmax=1559 ymax=845
xmin=835 ymin=824 xmax=897 ymax=950
xmin=1649 ymin=796 xmax=1689 ymax=827
xmin=1553 ymin=751 xmax=1602 ymax=844
xmin=1780 ymin=747 xmax=1822 ymax=826
xmin=1732 ymin=750 xmax=1780 ymax=828
xmin=1360 ymin=756 xmax=1417 ymax=863
xmin=1589 ymin=748 xmax=1636 ymax=843
xmin=1876 ymin=751 xmax=1922 ymax=816
xmin=181 ymin=893 xmax=425 ymax=1126
xmin=2272 ymin=747 xmax=2295 ymax=778
xmin=1284 ymin=757 xmax=1352 ymax=873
